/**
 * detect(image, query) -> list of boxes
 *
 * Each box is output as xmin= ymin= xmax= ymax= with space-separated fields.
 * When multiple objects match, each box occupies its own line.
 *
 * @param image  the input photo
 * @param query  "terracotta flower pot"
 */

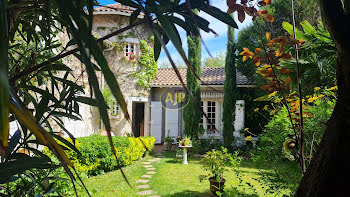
xmin=209 ymin=177 xmax=226 ymax=197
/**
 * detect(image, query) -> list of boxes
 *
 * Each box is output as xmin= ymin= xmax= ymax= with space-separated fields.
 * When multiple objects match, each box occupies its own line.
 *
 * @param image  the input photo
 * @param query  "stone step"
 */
xmin=136 ymin=185 xmax=150 ymax=189
xmin=137 ymin=190 xmax=153 ymax=196
xmin=146 ymin=171 xmax=156 ymax=174
xmin=141 ymin=174 xmax=152 ymax=178
xmin=136 ymin=179 xmax=149 ymax=183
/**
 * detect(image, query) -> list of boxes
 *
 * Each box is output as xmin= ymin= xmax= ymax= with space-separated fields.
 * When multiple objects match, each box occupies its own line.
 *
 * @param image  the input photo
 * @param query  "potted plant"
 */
xmin=200 ymin=147 xmax=242 ymax=196
xmin=179 ymin=136 xmax=192 ymax=147
xmin=164 ymin=136 xmax=174 ymax=151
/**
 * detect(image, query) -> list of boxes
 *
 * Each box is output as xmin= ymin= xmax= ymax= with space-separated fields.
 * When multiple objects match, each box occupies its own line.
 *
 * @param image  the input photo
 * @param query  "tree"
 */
xmin=0 ymin=0 xmax=238 ymax=194
xmin=236 ymin=0 xmax=321 ymax=84
xmin=223 ymin=22 xmax=237 ymax=148
xmin=296 ymin=0 xmax=350 ymax=195
xmin=203 ymin=52 xmax=225 ymax=67
xmin=184 ymin=10 xmax=202 ymax=140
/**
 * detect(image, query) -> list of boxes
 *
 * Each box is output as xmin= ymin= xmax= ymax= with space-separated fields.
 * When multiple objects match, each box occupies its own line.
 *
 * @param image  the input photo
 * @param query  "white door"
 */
xmin=151 ymin=102 xmax=162 ymax=144
xmin=165 ymin=109 xmax=178 ymax=139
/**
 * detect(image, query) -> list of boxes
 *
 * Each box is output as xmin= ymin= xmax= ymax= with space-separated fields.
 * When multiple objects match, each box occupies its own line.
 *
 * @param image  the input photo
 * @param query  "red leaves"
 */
xmin=237 ymin=6 xmax=245 ymax=23
xmin=253 ymin=57 xmax=262 ymax=66
xmin=258 ymin=1 xmax=267 ymax=6
xmin=226 ymin=0 xmax=257 ymax=22
xmin=263 ymin=13 xmax=274 ymax=22
xmin=280 ymin=67 xmax=292 ymax=75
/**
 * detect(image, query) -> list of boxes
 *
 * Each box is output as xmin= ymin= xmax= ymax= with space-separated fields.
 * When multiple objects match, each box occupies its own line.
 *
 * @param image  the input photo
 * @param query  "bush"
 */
xmin=46 ymin=135 xmax=155 ymax=177
xmin=192 ymin=138 xmax=223 ymax=154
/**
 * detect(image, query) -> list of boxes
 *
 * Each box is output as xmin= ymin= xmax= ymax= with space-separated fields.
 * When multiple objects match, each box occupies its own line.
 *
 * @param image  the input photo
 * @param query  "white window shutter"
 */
xmin=151 ymin=102 xmax=162 ymax=144
xmin=165 ymin=109 xmax=178 ymax=138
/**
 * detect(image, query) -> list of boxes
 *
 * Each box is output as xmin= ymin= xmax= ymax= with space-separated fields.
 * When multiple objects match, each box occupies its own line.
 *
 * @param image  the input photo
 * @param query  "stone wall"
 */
xmin=59 ymin=13 xmax=154 ymax=137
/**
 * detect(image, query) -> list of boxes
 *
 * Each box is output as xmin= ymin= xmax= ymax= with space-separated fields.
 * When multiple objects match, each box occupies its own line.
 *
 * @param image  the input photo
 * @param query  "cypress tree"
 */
xmin=183 ymin=10 xmax=201 ymax=140
xmin=223 ymin=22 xmax=237 ymax=148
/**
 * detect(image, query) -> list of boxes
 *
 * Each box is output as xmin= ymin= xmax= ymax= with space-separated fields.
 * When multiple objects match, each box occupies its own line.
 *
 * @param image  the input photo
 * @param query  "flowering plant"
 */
xmin=176 ymin=136 xmax=182 ymax=143
xmin=179 ymin=136 xmax=192 ymax=146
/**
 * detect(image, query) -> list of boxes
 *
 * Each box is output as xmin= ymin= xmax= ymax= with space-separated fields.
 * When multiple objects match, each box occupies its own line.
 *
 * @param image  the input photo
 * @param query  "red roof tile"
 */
xmin=94 ymin=3 xmax=143 ymax=15
xmin=152 ymin=67 xmax=251 ymax=86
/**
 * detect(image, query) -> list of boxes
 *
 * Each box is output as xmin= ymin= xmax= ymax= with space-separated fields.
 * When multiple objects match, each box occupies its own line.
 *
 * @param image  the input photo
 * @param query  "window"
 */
xmin=125 ymin=43 xmax=137 ymax=60
xmin=207 ymin=101 xmax=216 ymax=132
xmin=109 ymin=100 xmax=120 ymax=118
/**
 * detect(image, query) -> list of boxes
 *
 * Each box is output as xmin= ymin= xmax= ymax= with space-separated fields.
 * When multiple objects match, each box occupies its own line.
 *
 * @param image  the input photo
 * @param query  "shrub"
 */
xmin=45 ymin=135 xmax=155 ymax=177
xmin=192 ymin=138 xmax=223 ymax=154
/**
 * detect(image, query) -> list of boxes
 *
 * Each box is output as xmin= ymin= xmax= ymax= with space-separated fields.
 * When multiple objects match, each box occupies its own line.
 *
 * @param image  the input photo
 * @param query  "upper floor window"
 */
xmin=109 ymin=100 xmax=120 ymax=118
xmin=125 ymin=42 xmax=137 ymax=60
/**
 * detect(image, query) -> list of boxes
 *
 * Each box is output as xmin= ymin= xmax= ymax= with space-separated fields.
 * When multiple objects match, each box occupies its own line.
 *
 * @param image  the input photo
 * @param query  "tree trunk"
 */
xmin=296 ymin=0 xmax=350 ymax=196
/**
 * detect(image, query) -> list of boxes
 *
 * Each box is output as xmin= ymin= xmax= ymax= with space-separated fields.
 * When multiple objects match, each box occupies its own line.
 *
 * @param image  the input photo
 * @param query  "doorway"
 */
xmin=132 ymin=102 xmax=145 ymax=137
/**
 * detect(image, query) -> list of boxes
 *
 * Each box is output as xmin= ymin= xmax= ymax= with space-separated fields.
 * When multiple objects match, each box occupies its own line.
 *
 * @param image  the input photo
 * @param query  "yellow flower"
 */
xmin=244 ymin=128 xmax=249 ymax=131
xmin=270 ymin=109 xmax=277 ymax=115
xmin=273 ymin=98 xmax=281 ymax=103
xmin=314 ymin=87 xmax=321 ymax=91
xmin=330 ymin=86 xmax=338 ymax=91
xmin=268 ymin=91 xmax=278 ymax=97
xmin=254 ymin=108 xmax=259 ymax=112
xmin=263 ymin=105 xmax=269 ymax=111
xmin=245 ymin=136 xmax=252 ymax=141
xmin=308 ymin=96 xmax=318 ymax=103
xmin=318 ymin=94 xmax=325 ymax=99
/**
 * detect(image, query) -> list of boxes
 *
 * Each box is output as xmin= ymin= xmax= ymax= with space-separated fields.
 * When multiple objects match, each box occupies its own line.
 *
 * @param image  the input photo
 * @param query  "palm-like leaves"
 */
xmin=281 ymin=21 xmax=336 ymax=93
xmin=1 ymin=0 xmax=239 ymax=195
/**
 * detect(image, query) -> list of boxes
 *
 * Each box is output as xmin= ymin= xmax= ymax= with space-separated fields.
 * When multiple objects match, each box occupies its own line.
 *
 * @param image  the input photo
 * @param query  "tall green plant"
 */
xmin=223 ymin=22 xmax=237 ymax=148
xmin=184 ymin=10 xmax=202 ymax=140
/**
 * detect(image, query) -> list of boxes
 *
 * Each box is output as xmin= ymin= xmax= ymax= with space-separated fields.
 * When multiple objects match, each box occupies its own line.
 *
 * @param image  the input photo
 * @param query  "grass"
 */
xmin=79 ymin=152 xmax=298 ymax=196
xmin=77 ymin=155 xmax=151 ymax=197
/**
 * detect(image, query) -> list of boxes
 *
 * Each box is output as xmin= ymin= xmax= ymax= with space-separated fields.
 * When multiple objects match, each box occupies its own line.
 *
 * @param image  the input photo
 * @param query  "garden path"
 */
xmin=136 ymin=152 xmax=163 ymax=197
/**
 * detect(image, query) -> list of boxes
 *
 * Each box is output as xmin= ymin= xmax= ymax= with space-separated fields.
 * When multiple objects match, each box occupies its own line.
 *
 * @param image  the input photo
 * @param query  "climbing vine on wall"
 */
xmin=129 ymin=40 xmax=158 ymax=89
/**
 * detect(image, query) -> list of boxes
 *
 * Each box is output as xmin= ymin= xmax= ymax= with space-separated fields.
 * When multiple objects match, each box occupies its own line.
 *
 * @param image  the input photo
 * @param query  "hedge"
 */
xmin=50 ymin=135 xmax=155 ymax=177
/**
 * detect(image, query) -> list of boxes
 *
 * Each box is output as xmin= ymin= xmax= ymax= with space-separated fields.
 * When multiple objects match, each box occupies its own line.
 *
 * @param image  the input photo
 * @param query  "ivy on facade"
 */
xmin=129 ymin=40 xmax=158 ymax=89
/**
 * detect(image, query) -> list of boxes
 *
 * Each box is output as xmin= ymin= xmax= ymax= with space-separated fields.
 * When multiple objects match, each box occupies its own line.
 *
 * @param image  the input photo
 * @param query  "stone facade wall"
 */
xmin=59 ymin=13 xmax=154 ymax=137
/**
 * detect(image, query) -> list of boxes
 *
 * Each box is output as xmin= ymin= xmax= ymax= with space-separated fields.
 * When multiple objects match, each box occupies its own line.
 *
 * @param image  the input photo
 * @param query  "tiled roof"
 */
xmin=94 ymin=3 xmax=143 ymax=15
xmin=152 ymin=67 xmax=252 ymax=86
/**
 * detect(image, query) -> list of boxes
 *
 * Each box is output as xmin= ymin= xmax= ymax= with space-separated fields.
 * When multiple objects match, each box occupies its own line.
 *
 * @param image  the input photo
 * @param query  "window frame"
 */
xmin=109 ymin=100 xmax=120 ymax=118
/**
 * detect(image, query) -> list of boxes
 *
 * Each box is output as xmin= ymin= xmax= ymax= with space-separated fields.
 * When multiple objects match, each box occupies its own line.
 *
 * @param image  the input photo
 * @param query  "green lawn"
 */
xmin=77 ymin=156 xmax=151 ymax=197
xmin=78 ymin=152 xmax=296 ymax=196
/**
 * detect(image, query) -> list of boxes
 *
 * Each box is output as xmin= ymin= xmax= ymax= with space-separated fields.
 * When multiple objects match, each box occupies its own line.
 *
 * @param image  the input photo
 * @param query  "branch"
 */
xmin=9 ymin=18 xmax=147 ymax=83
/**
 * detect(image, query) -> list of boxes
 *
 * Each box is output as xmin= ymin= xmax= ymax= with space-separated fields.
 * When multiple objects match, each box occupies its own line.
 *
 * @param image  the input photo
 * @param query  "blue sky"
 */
xmin=98 ymin=0 xmax=253 ymax=67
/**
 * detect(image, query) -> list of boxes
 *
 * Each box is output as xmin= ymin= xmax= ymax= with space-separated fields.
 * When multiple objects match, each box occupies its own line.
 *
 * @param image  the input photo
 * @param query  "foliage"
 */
xmin=236 ymin=0 xmax=321 ymax=85
xmin=184 ymin=18 xmax=202 ymax=140
xmin=236 ymin=88 xmax=271 ymax=136
xmin=201 ymin=147 xmax=241 ymax=179
xmin=203 ymin=52 xmax=225 ymax=67
xmin=281 ymin=20 xmax=336 ymax=94
xmin=192 ymin=138 xmax=223 ymax=155
xmin=179 ymin=136 xmax=192 ymax=146
xmin=0 ymin=1 xmax=238 ymax=194
xmin=45 ymin=135 xmax=155 ymax=177
xmin=251 ymin=87 xmax=336 ymax=193
xmin=223 ymin=19 xmax=237 ymax=148
xmin=129 ymin=40 xmax=158 ymax=89
xmin=164 ymin=136 xmax=175 ymax=143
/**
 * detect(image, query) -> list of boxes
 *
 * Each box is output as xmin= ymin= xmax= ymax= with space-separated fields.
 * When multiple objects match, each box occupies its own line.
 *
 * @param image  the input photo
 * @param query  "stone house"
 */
xmin=150 ymin=67 xmax=253 ymax=144
xmin=61 ymin=3 xmax=254 ymax=145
